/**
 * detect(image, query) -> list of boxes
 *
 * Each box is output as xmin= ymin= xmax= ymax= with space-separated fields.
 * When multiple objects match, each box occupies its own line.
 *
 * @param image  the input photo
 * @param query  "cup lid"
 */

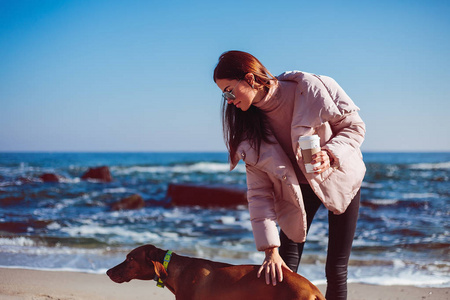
xmin=299 ymin=135 xmax=320 ymax=141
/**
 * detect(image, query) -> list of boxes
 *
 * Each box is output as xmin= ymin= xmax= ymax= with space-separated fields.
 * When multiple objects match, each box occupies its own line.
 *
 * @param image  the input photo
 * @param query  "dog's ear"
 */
xmin=145 ymin=245 xmax=158 ymax=261
xmin=152 ymin=261 xmax=168 ymax=280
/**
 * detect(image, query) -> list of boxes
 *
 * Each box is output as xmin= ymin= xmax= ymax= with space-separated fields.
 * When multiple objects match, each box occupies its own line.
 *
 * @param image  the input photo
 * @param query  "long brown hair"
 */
xmin=213 ymin=51 xmax=277 ymax=161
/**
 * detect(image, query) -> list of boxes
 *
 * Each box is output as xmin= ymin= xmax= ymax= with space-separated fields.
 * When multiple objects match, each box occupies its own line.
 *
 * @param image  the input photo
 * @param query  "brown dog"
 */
xmin=107 ymin=244 xmax=325 ymax=300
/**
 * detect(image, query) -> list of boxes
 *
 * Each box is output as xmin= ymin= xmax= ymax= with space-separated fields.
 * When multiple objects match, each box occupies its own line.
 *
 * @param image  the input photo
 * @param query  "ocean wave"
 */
xmin=0 ymin=165 xmax=42 ymax=177
xmin=0 ymin=237 xmax=36 ymax=247
xmin=365 ymin=199 xmax=399 ymax=206
xmin=0 ymin=181 xmax=16 ymax=187
xmin=102 ymin=187 xmax=129 ymax=194
xmin=361 ymin=182 xmax=384 ymax=189
xmin=47 ymin=222 xmax=62 ymax=230
xmin=111 ymin=162 xmax=245 ymax=175
xmin=401 ymin=192 xmax=440 ymax=199
xmin=1 ymin=265 xmax=110 ymax=275
xmin=408 ymin=161 xmax=450 ymax=170
xmin=0 ymin=243 xmax=106 ymax=256
xmin=0 ymin=178 xmax=41 ymax=187
xmin=349 ymin=268 xmax=450 ymax=287
xmin=60 ymin=224 xmax=160 ymax=244
xmin=0 ymin=245 xmax=448 ymax=287
xmin=58 ymin=177 xmax=81 ymax=184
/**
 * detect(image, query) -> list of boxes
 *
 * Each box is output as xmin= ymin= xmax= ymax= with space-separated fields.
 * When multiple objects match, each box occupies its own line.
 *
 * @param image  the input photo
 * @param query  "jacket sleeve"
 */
xmin=315 ymin=75 xmax=366 ymax=168
xmin=245 ymin=164 xmax=281 ymax=251
xmin=322 ymin=111 xmax=366 ymax=168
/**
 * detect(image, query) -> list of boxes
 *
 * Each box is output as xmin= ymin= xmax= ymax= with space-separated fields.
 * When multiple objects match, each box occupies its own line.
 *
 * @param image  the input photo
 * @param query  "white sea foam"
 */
xmin=366 ymin=199 xmax=399 ymax=206
xmin=47 ymin=222 xmax=62 ymax=230
xmin=218 ymin=216 xmax=236 ymax=225
xmin=59 ymin=177 xmax=81 ymax=184
xmin=0 ymin=244 xmax=104 ymax=255
xmin=60 ymin=224 xmax=160 ymax=243
xmin=111 ymin=162 xmax=245 ymax=175
xmin=409 ymin=161 xmax=450 ymax=170
xmin=361 ymin=182 xmax=384 ymax=189
xmin=401 ymin=193 xmax=439 ymax=199
xmin=352 ymin=273 xmax=450 ymax=287
xmin=161 ymin=232 xmax=179 ymax=239
xmin=0 ymin=242 xmax=448 ymax=287
xmin=0 ymin=165 xmax=41 ymax=177
xmin=0 ymin=265 xmax=109 ymax=274
xmin=102 ymin=187 xmax=128 ymax=193
xmin=0 ymin=237 xmax=35 ymax=247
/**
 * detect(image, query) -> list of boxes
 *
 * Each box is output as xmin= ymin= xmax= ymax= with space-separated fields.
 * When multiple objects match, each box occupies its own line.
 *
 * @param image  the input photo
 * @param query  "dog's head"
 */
xmin=106 ymin=244 xmax=169 ymax=283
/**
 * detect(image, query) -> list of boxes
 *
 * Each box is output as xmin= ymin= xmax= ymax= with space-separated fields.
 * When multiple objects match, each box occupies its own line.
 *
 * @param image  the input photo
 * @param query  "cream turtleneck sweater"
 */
xmin=253 ymin=80 xmax=308 ymax=184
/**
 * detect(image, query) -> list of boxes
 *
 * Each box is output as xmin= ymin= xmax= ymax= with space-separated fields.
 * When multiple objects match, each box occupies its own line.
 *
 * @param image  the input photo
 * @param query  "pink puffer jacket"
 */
xmin=229 ymin=71 xmax=366 ymax=251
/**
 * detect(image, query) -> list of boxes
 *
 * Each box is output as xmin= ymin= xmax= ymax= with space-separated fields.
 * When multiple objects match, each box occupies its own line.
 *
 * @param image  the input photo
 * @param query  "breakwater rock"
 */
xmin=167 ymin=183 xmax=247 ymax=207
xmin=111 ymin=194 xmax=145 ymax=211
xmin=40 ymin=173 xmax=63 ymax=182
xmin=81 ymin=166 xmax=113 ymax=182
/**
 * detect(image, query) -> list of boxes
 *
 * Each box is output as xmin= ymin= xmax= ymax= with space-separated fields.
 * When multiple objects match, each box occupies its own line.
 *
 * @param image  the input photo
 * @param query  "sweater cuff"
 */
xmin=251 ymin=219 xmax=281 ymax=251
xmin=323 ymin=148 xmax=338 ymax=169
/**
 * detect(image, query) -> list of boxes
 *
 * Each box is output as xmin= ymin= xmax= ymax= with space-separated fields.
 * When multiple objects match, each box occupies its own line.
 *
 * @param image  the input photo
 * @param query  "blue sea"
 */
xmin=0 ymin=152 xmax=448 ymax=287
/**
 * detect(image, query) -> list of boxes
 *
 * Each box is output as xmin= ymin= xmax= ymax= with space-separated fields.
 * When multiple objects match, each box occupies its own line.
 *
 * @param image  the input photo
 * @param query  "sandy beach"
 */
xmin=0 ymin=268 xmax=448 ymax=300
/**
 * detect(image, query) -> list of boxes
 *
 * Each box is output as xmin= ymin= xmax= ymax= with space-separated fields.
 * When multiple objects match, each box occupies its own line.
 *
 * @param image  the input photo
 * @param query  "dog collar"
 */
xmin=156 ymin=250 xmax=173 ymax=288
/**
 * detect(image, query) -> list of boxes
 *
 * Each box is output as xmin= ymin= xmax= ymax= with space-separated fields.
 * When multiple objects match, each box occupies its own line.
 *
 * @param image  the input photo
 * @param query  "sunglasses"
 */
xmin=222 ymin=80 xmax=242 ymax=101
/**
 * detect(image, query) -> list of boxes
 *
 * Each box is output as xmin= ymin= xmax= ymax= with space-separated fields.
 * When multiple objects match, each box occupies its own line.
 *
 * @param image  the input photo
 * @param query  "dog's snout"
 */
xmin=107 ymin=267 xmax=125 ymax=283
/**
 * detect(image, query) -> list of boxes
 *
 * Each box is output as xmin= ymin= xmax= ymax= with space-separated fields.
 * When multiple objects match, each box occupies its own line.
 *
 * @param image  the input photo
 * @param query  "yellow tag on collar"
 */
xmin=156 ymin=250 xmax=173 ymax=288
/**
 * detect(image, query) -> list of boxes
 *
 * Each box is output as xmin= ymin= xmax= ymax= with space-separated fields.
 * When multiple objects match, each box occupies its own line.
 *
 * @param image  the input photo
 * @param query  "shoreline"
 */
xmin=1 ymin=268 xmax=448 ymax=300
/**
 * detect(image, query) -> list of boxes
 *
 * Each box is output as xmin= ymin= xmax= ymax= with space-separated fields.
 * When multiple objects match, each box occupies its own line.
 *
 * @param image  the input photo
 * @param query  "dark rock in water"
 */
xmin=111 ymin=194 xmax=145 ymax=211
xmin=0 ymin=196 xmax=25 ymax=206
xmin=40 ymin=173 xmax=62 ymax=182
xmin=167 ymin=184 xmax=247 ymax=207
xmin=81 ymin=166 xmax=113 ymax=182
xmin=0 ymin=220 xmax=53 ymax=234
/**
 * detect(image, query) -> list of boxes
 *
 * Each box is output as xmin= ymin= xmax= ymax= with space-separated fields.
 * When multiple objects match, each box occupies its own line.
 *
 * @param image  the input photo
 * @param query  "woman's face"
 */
xmin=216 ymin=78 xmax=256 ymax=111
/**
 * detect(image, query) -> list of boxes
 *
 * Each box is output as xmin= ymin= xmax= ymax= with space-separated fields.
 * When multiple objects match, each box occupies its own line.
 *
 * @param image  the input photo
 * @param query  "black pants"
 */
xmin=279 ymin=184 xmax=360 ymax=300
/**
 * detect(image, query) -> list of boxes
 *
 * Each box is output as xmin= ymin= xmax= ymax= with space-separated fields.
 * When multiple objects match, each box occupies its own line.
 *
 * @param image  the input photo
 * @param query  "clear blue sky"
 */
xmin=1 ymin=0 xmax=449 ymax=152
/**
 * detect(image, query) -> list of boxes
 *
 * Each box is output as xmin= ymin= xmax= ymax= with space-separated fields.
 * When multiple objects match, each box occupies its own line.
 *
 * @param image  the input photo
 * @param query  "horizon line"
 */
xmin=1 ymin=150 xmax=449 ymax=154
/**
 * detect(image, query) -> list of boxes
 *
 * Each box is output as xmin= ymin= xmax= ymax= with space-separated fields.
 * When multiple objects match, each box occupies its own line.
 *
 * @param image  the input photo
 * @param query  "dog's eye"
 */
xmin=126 ymin=257 xmax=134 ymax=262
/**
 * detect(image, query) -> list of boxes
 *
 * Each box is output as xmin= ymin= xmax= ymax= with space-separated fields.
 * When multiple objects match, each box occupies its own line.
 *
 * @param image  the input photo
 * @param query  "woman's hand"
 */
xmin=257 ymin=247 xmax=292 ymax=286
xmin=311 ymin=150 xmax=334 ymax=174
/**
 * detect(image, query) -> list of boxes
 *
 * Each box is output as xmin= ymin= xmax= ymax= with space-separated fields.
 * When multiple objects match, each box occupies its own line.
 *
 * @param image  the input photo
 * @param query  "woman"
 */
xmin=213 ymin=50 xmax=366 ymax=300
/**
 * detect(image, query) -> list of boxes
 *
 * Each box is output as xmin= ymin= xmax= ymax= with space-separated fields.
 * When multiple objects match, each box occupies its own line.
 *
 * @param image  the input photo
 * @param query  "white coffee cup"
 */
xmin=299 ymin=135 xmax=321 ymax=173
